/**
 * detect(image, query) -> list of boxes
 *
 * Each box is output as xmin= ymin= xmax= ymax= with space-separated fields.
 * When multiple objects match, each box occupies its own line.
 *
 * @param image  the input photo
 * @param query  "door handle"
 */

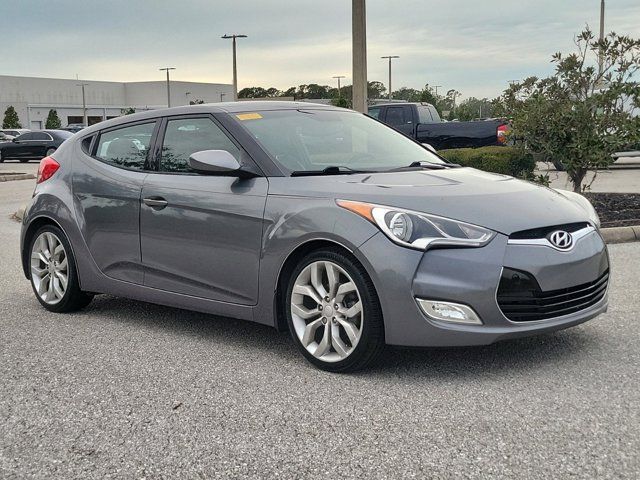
xmin=143 ymin=196 xmax=168 ymax=209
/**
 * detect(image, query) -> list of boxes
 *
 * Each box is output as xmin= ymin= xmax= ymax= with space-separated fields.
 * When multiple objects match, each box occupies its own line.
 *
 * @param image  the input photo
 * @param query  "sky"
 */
xmin=4 ymin=0 xmax=640 ymax=100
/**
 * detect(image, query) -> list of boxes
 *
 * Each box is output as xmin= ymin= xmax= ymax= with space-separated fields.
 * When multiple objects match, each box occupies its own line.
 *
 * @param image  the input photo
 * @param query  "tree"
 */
xmin=367 ymin=81 xmax=387 ymax=99
xmin=494 ymin=28 xmax=640 ymax=192
xmin=455 ymin=97 xmax=494 ymax=121
xmin=2 ymin=106 xmax=22 ymax=128
xmin=391 ymin=87 xmax=422 ymax=102
xmin=189 ymin=99 xmax=205 ymax=105
xmin=121 ymin=107 xmax=136 ymax=115
xmin=45 ymin=109 xmax=62 ymax=129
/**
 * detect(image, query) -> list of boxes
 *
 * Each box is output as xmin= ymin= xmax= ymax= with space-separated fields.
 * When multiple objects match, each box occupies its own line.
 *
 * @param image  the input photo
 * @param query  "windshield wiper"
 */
xmin=385 ymin=161 xmax=460 ymax=172
xmin=290 ymin=166 xmax=375 ymax=177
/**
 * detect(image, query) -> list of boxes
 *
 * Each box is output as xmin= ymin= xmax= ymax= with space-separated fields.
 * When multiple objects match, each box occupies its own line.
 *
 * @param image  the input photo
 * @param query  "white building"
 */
xmin=0 ymin=75 xmax=234 ymax=130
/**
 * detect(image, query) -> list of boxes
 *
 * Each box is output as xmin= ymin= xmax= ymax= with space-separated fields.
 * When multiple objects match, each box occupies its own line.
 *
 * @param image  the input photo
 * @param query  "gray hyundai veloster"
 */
xmin=20 ymin=102 xmax=608 ymax=372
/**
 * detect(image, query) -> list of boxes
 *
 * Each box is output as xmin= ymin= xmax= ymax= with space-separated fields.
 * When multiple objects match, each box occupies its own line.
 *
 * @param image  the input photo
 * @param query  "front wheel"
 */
xmin=285 ymin=248 xmax=385 ymax=372
xmin=29 ymin=225 xmax=93 ymax=312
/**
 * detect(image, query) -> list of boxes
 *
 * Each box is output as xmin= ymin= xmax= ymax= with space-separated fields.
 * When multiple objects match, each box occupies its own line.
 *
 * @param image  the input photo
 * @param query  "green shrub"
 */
xmin=438 ymin=146 xmax=535 ymax=179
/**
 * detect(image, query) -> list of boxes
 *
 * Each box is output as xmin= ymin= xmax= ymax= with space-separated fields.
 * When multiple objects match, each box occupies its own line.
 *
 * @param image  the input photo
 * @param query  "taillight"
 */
xmin=37 ymin=156 xmax=60 ymax=184
xmin=497 ymin=124 xmax=509 ymax=144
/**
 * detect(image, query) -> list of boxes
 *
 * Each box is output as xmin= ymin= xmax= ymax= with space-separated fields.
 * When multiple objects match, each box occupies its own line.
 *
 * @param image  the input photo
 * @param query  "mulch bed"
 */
xmin=585 ymin=193 xmax=640 ymax=228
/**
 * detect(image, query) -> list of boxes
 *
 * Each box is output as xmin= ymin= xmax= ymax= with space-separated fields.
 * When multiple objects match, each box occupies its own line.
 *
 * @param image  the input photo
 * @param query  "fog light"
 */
xmin=416 ymin=299 xmax=483 ymax=325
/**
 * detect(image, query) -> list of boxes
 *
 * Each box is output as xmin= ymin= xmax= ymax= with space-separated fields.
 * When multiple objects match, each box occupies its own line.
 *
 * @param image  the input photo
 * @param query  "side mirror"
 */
xmin=188 ymin=150 xmax=241 ymax=174
xmin=422 ymin=143 xmax=437 ymax=154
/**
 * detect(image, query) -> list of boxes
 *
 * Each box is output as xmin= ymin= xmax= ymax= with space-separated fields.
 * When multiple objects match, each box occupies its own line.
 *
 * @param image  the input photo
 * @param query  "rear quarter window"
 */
xmin=95 ymin=122 xmax=156 ymax=171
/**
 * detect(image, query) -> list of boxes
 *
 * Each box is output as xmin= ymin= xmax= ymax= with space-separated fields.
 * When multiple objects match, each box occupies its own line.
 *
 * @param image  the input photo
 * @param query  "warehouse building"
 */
xmin=0 ymin=75 xmax=234 ymax=129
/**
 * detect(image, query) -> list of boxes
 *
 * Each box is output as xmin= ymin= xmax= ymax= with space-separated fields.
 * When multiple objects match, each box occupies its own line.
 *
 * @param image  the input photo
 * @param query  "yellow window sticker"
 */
xmin=236 ymin=113 xmax=263 ymax=121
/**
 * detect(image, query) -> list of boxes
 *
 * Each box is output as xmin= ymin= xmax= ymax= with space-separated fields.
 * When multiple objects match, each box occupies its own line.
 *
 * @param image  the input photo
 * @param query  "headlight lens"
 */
xmin=337 ymin=200 xmax=495 ymax=250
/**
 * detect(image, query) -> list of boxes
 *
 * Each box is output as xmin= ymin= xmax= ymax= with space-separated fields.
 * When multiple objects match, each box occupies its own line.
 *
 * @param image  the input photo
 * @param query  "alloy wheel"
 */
xmin=30 ymin=232 xmax=68 ymax=305
xmin=290 ymin=260 xmax=363 ymax=362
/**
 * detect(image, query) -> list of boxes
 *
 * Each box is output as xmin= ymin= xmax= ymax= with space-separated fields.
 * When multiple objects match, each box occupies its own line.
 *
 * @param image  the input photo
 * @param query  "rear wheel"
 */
xmin=285 ymin=248 xmax=384 ymax=372
xmin=29 ymin=225 xmax=93 ymax=312
xmin=19 ymin=158 xmax=29 ymax=163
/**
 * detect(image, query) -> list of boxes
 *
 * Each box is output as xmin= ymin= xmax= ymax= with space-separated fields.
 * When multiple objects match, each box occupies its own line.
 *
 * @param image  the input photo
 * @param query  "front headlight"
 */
xmin=556 ymin=190 xmax=601 ymax=229
xmin=337 ymin=200 xmax=495 ymax=250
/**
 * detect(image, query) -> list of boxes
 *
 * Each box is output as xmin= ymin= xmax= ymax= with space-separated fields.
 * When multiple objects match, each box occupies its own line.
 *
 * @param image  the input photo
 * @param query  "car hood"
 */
xmin=267 ymin=168 xmax=591 ymax=235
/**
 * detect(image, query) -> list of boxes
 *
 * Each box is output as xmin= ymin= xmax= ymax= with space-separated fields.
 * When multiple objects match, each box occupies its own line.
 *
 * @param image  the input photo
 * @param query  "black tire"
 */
xmin=284 ymin=248 xmax=385 ymax=373
xmin=28 ymin=224 xmax=93 ymax=313
xmin=0 ymin=150 xmax=3 ymax=163
xmin=19 ymin=158 xmax=30 ymax=163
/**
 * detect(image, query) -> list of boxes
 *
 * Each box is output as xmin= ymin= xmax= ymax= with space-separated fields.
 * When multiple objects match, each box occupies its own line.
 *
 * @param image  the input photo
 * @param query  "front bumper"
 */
xmin=355 ymin=230 xmax=609 ymax=347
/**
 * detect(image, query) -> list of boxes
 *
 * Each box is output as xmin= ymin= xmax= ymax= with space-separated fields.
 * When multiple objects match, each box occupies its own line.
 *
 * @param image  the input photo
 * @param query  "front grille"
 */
xmin=509 ymin=222 xmax=590 ymax=240
xmin=497 ymin=268 xmax=609 ymax=322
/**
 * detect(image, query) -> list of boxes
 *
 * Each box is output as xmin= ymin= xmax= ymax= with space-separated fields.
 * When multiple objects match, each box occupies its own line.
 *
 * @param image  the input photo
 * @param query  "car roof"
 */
xmin=78 ymin=101 xmax=347 ymax=136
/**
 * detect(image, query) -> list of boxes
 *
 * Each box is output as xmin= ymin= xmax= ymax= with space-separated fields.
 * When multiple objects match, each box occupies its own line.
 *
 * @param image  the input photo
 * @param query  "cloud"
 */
xmin=4 ymin=0 xmax=640 ymax=100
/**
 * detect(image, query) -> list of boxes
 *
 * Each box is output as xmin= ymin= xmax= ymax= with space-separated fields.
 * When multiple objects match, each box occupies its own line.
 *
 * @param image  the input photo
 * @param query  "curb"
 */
xmin=10 ymin=204 xmax=640 ymax=245
xmin=599 ymin=225 xmax=639 ymax=244
xmin=0 ymin=173 xmax=36 ymax=182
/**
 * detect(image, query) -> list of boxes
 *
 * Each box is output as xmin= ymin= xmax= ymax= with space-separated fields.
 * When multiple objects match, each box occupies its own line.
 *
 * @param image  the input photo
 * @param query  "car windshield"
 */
xmin=234 ymin=109 xmax=446 ymax=173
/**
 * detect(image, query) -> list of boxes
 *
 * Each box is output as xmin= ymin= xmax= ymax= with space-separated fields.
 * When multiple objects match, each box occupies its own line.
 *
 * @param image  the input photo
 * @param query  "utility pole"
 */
xmin=433 ymin=85 xmax=442 ymax=97
xmin=159 ymin=67 xmax=176 ymax=107
xmin=333 ymin=75 xmax=346 ymax=97
xmin=381 ymin=56 xmax=399 ymax=101
xmin=598 ymin=0 xmax=605 ymax=75
xmin=222 ymin=34 xmax=247 ymax=101
xmin=352 ymin=0 xmax=367 ymax=112
xmin=76 ymin=83 xmax=88 ymax=126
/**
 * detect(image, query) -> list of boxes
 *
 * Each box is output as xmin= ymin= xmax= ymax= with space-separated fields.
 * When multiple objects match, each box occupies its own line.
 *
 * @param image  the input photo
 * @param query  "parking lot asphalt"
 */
xmin=1 ymin=175 xmax=639 ymax=479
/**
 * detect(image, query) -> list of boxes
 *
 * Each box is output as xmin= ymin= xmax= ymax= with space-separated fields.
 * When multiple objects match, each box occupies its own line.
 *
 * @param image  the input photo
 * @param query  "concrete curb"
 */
xmin=0 ymin=173 xmax=36 ymax=182
xmin=9 ymin=203 xmax=640 ymax=244
xmin=600 ymin=225 xmax=639 ymax=244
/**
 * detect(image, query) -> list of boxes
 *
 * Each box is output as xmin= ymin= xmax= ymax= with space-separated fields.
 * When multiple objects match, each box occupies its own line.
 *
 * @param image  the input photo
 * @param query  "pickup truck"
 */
xmin=368 ymin=102 xmax=508 ymax=150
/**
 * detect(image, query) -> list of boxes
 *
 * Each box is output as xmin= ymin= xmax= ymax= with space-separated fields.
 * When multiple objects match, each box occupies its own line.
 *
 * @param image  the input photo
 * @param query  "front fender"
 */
xmin=253 ymin=195 xmax=379 ymax=326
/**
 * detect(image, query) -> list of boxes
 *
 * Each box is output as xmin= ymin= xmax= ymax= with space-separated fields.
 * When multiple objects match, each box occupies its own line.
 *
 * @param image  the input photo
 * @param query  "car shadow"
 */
xmin=81 ymin=295 xmax=598 ymax=379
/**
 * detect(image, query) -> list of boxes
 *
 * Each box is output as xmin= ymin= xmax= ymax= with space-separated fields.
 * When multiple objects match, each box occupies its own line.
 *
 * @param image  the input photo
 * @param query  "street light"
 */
xmin=185 ymin=91 xmax=192 ymax=105
xmin=332 ymin=75 xmax=346 ymax=97
xmin=76 ymin=82 xmax=89 ymax=126
xmin=599 ymin=0 xmax=605 ymax=75
xmin=221 ymin=34 xmax=247 ymax=101
xmin=159 ymin=67 xmax=176 ymax=107
xmin=381 ymin=55 xmax=399 ymax=101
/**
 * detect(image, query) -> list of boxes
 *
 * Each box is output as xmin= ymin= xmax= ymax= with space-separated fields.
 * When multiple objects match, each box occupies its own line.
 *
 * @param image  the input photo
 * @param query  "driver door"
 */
xmin=140 ymin=115 xmax=267 ymax=305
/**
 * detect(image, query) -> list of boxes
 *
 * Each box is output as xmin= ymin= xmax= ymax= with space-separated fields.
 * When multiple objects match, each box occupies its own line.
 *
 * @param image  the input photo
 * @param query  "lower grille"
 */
xmin=497 ymin=268 xmax=609 ymax=322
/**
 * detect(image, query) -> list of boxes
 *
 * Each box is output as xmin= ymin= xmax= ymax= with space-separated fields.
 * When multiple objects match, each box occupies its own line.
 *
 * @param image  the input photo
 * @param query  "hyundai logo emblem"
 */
xmin=549 ymin=230 xmax=573 ymax=250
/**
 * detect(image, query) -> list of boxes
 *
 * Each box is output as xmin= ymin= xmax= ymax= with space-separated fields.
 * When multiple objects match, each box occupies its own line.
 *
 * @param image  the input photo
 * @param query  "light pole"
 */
xmin=159 ymin=67 xmax=176 ymax=107
xmin=76 ymin=83 xmax=88 ymax=126
xmin=332 ymin=75 xmax=346 ymax=97
xmin=222 ymin=34 xmax=247 ymax=101
xmin=381 ymin=55 xmax=399 ymax=101
xmin=352 ymin=0 xmax=367 ymax=112
xmin=598 ymin=0 xmax=605 ymax=75
xmin=220 ymin=92 xmax=226 ymax=102
xmin=185 ymin=91 xmax=191 ymax=105
xmin=433 ymin=85 xmax=442 ymax=97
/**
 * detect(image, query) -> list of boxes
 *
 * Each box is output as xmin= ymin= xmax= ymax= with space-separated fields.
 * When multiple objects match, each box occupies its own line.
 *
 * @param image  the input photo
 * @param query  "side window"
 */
xmin=367 ymin=107 xmax=381 ymax=119
xmin=95 ymin=122 xmax=155 ymax=171
xmin=417 ymin=105 xmax=434 ymax=123
xmin=385 ymin=106 xmax=411 ymax=126
xmin=428 ymin=106 xmax=442 ymax=122
xmin=32 ymin=132 xmax=51 ymax=141
xmin=159 ymin=117 xmax=240 ymax=173
xmin=17 ymin=133 xmax=34 ymax=141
